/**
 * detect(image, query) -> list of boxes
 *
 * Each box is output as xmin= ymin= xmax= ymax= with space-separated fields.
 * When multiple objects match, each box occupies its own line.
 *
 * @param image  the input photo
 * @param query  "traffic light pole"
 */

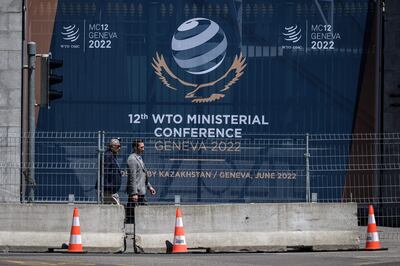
xmin=27 ymin=42 xmax=36 ymax=202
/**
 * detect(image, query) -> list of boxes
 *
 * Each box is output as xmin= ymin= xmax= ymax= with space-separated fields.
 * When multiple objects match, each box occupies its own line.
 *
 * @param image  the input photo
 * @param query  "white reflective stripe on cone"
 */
xmin=73 ymin=217 xmax=80 ymax=226
xmin=368 ymin=215 xmax=376 ymax=224
xmin=70 ymin=235 xmax=82 ymax=244
xmin=174 ymin=235 xmax=186 ymax=245
xmin=175 ymin=217 xmax=183 ymax=227
xmin=367 ymin=232 xmax=380 ymax=242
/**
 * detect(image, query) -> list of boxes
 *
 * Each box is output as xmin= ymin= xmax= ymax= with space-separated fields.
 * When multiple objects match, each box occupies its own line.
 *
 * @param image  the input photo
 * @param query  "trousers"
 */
xmin=125 ymin=195 xmax=147 ymax=224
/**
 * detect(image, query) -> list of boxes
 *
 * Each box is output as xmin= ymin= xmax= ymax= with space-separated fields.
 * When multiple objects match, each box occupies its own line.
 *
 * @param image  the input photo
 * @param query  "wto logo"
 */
xmin=152 ymin=18 xmax=246 ymax=103
xmin=282 ymin=25 xmax=302 ymax=43
xmin=61 ymin=24 xmax=80 ymax=42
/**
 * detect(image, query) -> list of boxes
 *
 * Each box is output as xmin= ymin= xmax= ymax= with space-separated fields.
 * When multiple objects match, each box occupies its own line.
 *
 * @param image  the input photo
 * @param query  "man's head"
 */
xmin=132 ymin=139 xmax=145 ymax=155
xmin=109 ymin=138 xmax=121 ymax=154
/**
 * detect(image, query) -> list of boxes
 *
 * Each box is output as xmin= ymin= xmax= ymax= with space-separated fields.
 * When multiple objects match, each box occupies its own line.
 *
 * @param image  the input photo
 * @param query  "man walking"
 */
xmin=98 ymin=138 xmax=123 ymax=205
xmin=126 ymin=139 xmax=156 ymax=223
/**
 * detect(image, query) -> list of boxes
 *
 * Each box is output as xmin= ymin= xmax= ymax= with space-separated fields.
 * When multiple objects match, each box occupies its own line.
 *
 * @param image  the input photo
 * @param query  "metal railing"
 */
xmin=1 ymin=131 xmax=400 ymax=230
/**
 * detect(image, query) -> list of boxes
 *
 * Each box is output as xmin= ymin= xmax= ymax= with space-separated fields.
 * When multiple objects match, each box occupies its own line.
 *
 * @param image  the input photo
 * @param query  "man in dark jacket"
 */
xmin=102 ymin=138 xmax=123 ymax=204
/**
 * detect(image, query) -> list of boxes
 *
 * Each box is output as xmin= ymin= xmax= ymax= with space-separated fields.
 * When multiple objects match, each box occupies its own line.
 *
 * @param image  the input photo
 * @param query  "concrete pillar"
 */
xmin=0 ymin=0 xmax=22 ymax=202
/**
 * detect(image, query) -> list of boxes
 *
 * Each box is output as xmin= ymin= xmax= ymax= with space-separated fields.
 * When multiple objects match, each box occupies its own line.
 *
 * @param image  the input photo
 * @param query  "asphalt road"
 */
xmin=1 ymin=249 xmax=400 ymax=266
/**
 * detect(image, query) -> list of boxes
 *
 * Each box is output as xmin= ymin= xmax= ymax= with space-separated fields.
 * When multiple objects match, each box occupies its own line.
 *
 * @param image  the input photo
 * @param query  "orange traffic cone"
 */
xmin=172 ymin=207 xmax=188 ymax=253
xmin=365 ymin=205 xmax=381 ymax=250
xmin=68 ymin=208 xmax=83 ymax=253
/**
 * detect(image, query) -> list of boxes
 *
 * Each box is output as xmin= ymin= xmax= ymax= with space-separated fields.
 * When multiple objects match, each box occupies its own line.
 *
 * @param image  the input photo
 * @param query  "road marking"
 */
xmin=3 ymin=260 xmax=57 ymax=266
xmin=3 ymin=260 xmax=28 ymax=265
xmin=1 ymin=259 xmax=96 ymax=266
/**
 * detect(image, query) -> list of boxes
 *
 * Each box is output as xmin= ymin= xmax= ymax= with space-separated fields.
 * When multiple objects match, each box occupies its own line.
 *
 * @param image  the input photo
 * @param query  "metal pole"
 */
xmin=101 ymin=131 xmax=105 ymax=204
xmin=305 ymin=133 xmax=310 ymax=203
xmin=97 ymin=131 xmax=101 ymax=204
xmin=27 ymin=42 xmax=36 ymax=202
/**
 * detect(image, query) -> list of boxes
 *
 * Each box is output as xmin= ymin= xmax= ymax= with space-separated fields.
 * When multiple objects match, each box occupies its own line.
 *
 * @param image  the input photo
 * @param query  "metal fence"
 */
xmin=1 ymin=131 xmax=400 ymax=228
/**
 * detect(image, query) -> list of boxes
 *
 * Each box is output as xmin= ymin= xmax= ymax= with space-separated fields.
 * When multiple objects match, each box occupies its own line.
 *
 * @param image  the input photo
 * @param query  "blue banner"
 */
xmin=34 ymin=0 xmax=376 ymax=203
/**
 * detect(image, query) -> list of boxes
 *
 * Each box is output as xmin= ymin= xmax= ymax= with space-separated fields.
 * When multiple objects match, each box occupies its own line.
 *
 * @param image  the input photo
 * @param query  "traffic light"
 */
xmin=40 ymin=54 xmax=63 ymax=107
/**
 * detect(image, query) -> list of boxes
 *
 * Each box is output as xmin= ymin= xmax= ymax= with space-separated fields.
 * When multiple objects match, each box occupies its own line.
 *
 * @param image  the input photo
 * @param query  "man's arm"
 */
xmin=103 ymin=152 xmax=113 ymax=187
xmin=145 ymin=171 xmax=156 ymax=195
xmin=127 ymin=156 xmax=138 ymax=195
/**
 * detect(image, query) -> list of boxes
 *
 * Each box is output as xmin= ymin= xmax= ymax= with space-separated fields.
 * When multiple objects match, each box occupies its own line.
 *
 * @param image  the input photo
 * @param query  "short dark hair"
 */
xmin=132 ymin=139 xmax=144 ymax=150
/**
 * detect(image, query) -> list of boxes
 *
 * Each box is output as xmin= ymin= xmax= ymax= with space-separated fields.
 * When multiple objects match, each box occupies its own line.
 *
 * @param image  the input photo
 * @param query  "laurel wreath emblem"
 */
xmin=151 ymin=53 xmax=246 ymax=103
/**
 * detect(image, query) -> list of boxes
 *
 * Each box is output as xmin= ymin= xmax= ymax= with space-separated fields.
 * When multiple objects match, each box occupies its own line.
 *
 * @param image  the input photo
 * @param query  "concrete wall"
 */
xmin=0 ymin=203 xmax=359 ymax=253
xmin=0 ymin=204 xmax=125 ymax=252
xmin=135 ymin=203 xmax=359 ymax=253
xmin=0 ymin=0 xmax=22 ymax=202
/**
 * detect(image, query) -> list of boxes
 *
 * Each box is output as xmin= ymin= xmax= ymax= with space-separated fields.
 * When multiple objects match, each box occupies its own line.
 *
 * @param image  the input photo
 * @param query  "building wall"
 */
xmin=0 ymin=0 xmax=22 ymax=202
xmin=384 ymin=0 xmax=400 ymax=131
